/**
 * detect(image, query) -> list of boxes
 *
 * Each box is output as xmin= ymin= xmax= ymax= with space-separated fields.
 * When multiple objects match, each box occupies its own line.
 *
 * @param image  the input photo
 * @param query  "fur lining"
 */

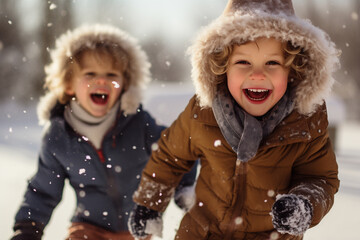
xmin=188 ymin=10 xmax=340 ymax=116
xmin=38 ymin=24 xmax=151 ymax=125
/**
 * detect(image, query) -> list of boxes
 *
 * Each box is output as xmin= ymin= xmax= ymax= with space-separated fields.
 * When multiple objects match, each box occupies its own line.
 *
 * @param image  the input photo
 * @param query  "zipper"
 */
xmin=224 ymin=160 xmax=247 ymax=240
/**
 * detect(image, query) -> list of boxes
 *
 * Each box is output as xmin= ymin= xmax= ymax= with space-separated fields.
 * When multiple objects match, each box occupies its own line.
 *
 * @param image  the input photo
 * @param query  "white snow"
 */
xmin=145 ymin=217 xmax=163 ymax=238
xmin=1 ymin=83 xmax=360 ymax=239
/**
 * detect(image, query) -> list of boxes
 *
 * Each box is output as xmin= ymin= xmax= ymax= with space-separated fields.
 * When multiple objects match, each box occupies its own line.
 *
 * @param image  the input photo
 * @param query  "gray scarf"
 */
xmin=212 ymin=86 xmax=294 ymax=162
xmin=64 ymin=100 xmax=120 ymax=149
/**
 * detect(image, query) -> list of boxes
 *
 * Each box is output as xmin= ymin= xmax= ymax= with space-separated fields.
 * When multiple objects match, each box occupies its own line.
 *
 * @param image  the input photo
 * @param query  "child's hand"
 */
xmin=271 ymin=194 xmax=313 ymax=236
xmin=128 ymin=204 xmax=163 ymax=239
xmin=11 ymin=221 xmax=44 ymax=240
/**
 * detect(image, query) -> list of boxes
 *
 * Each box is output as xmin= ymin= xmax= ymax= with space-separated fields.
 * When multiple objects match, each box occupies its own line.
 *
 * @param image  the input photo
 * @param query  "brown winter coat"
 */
xmin=133 ymin=96 xmax=339 ymax=239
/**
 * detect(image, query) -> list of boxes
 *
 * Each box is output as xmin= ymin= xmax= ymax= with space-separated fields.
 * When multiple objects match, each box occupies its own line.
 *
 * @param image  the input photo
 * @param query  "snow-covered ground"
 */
xmin=1 ymin=83 xmax=359 ymax=240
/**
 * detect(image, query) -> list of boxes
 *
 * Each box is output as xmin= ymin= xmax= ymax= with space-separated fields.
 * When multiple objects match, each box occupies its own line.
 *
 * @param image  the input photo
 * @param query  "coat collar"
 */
xmin=190 ymin=96 xmax=328 ymax=149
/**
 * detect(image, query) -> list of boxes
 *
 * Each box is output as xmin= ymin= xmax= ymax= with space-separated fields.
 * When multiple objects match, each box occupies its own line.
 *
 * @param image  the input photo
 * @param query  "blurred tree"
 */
xmin=142 ymin=36 xmax=188 ymax=83
xmin=300 ymin=0 xmax=360 ymax=119
xmin=0 ymin=0 xmax=26 ymax=101
xmin=0 ymin=0 xmax=73 ymax=103
xmin=37 ymin=0 xmax=73 ymax=96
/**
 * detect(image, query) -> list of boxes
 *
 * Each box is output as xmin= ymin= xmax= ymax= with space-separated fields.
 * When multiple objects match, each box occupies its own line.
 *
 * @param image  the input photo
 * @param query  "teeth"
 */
xmin=247 ymin=89 xmax=269 ymax=92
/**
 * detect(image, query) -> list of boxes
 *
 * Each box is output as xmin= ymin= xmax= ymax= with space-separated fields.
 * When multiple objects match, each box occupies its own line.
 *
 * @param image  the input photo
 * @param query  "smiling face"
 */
xmin=65 ymin=51 xmax=125 ymax=117
xmin=226 ymin=37 xmax=290 ymax=116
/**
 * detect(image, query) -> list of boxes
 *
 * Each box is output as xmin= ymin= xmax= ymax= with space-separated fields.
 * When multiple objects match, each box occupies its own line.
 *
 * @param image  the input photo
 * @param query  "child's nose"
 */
xmin=250 ymin=70 xmax=266 ymax=80
xmin=94 ymin=75 xmax=107 ymax=84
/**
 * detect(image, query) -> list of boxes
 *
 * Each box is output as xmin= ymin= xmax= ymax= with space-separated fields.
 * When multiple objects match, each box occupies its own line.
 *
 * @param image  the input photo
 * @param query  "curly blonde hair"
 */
xmin=45 ymin=43 xmax=130 ymax=104
xmin=209 ymin=40 xmax=307 ymax=88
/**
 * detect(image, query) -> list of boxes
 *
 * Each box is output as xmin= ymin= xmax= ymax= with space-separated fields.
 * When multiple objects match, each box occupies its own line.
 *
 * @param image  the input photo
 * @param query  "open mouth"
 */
xmin=243 ymin=89 xmax=271 ymax=102
xmin=90 ymin=93 xmax=109 ymax=105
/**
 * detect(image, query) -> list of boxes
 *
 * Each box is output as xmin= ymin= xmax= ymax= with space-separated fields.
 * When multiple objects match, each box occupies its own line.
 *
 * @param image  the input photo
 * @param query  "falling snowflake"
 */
xmin=79 ymin=190 xmax=86 ymax=198
xmin=115 ymin=166 xmax=122 ymax=173
xmin=351 ymin=12 xmax=359 ymax=21
xmin=112 ymin=81 xmax=120 ymax=88
xmin=267 ymin=190 xmax=275 ymax=197
xmin=79 ymin=168 xmax=86 ymax=175
xmin=49 ymin=3 xmax=57 ymax=10
xmin=234 ymin=217 xmax=243 ymax=225
xmin=214 ymin=140 xmax=222 ymax=147
xmin=151 ymin=143 xmax=159 ymax=151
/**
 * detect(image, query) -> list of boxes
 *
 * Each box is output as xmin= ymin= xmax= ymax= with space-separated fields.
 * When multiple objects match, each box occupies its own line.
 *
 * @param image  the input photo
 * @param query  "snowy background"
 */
xmin=1 ymin=0 xmax=360 ymax=239
xmin=1 ymin=83 xmax=360 ymax=240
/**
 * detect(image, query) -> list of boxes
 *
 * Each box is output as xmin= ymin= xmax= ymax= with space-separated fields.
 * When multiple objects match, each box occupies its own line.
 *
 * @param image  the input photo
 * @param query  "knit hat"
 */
xmin=38 ymin=24 xmax=151 ymax=125
xmin=188 ymin=0 xmax=340 ymax=115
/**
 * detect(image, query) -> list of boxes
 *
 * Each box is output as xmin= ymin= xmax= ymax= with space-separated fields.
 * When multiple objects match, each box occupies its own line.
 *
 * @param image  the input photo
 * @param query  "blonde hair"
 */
xmin=209 ymin=40 xmax=307 ymax=87
xmin=45 ymin=43 xmax=130 ymax=104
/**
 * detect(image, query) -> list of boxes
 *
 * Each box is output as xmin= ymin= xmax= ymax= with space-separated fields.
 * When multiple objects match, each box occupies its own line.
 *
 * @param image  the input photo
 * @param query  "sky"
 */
xmin=14 ymin=0 xmax=356 ymax=47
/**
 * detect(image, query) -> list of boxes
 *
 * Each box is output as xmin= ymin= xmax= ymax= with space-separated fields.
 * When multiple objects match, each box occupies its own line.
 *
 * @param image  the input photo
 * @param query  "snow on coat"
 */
xmin=15 ymin=103 xmax=164 ymax=232
xmin=133 ymin=0 xmax=340 ymax=238
xmin=133 ymin=96 xmax=339 ymax=239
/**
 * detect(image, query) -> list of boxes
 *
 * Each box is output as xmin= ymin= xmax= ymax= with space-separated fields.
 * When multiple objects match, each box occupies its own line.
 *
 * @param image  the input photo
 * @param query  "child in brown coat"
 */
xmin=128 ymin=0 xmax=340 ymax=239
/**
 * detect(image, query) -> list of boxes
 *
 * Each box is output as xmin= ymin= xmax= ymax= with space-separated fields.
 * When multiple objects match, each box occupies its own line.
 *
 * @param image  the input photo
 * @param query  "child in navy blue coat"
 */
xmin=11 ymin=24 xmax=196 ymax=240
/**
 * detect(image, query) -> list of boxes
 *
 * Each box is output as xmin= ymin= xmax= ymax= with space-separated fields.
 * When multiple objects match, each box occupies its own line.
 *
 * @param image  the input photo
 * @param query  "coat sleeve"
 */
xmin=289 ymin=106 xmax=339 ymax=227
xmin=143 ymin=110 xmax=166 ymax=155
xmin=133 ymin=97 xmax=199 ymax=212
xmin=14 ymin=130 xmax=66 ymax=227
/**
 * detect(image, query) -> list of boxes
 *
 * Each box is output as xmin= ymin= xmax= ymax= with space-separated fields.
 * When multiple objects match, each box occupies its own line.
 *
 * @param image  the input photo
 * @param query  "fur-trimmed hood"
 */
xmin=38 ymin=24 xmax=151 ymax=125
xmin=188 ymin=0 xmax=340 ymax=116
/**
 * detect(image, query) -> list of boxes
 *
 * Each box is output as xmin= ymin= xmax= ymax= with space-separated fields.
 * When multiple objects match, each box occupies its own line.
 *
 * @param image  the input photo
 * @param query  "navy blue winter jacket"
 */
xmin=14 ymin=103 xmax=196 ymax=232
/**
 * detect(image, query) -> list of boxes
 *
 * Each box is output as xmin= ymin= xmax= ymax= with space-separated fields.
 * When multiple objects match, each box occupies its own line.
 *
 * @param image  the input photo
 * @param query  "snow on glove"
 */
xmin=271 ymin=194 xmax=313 ymax=236
xmin=128 ymin=204 xmax=163 ymax=239
xmin=11 ymin=221 xmax=44 ymax=240
xmin=174 ymin=184 xmax=196 ymax=211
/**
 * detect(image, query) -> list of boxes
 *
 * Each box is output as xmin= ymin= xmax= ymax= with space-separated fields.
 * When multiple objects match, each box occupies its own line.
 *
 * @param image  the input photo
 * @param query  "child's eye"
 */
xmin=235 ymin=60 xmax=251 ymax=65
xmin=266 ymin=61 xmax=281 ymax=66
xmin=107 ymin=73 xmax=118 ymax=78
xmin=84 ymin=72 xmax=96 ymax=77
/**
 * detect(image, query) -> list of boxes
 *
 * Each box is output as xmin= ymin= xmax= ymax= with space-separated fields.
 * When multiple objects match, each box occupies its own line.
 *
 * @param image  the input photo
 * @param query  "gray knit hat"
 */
xmin=189 ymin=0 xmax=340 ymax=115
